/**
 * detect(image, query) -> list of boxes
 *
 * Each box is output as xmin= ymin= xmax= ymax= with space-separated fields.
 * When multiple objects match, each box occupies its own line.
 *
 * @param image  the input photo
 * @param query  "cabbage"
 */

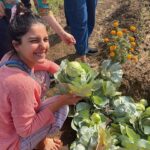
xmin=100 ymin=60 xmax=123 ymax=85
xmin=65 ymin=61 xmax=86 ymax=77
xmin=54 ymin=59 xmax=100 ymax=97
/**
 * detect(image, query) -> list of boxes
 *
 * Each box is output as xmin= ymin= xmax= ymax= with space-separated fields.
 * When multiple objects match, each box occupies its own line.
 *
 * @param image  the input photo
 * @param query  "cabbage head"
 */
xmin=65 ymin=61 xmax=86 ymax=77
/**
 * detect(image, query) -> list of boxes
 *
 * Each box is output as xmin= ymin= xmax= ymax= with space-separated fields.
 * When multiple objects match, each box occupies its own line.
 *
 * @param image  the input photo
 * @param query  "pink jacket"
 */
xmin=0 ymin=53 xmax=60 ymax=149
xmin=0 ymin=66 xmax=55 ymax=150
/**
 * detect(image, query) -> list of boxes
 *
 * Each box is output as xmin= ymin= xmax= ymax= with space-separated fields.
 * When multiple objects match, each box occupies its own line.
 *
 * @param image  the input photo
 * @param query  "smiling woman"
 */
xmin=12 ymin=23 xmax=49 ymax=68
xmin=0 ymin=0 xmax=75 ymax=59
xmin=0 ymin=3 xmax=82 ymax=150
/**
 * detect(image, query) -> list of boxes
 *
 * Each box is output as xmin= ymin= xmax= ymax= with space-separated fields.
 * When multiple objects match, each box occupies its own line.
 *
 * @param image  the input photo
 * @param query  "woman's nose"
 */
xmin=39 ymin=41 xmax=47 ymax=49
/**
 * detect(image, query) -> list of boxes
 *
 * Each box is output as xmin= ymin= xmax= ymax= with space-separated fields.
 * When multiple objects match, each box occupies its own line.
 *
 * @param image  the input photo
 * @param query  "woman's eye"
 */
xmin=44 ymin=38 xmax=49 ymax=42
xmin=30 ymin=40 xmax=38 ymax=43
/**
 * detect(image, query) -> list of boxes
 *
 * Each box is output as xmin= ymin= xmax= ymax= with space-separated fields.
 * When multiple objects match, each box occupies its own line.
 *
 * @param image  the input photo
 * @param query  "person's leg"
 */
xmin=64 ymin=1 xmax=69 ymax=27
xmin=0 ymin=17 xmax=12 ymax=59
xmin=21 ymin=0 xmax=31 ymax=9
xmin=64 ymin=0 xmax=89 ymax=56
xmin=86 ymin=0 xmax=98 ymax=55
xmin=20 ymin=96 xmax=69 ymax=150
xmin=86 ymin=0 xmax=98 ymax=36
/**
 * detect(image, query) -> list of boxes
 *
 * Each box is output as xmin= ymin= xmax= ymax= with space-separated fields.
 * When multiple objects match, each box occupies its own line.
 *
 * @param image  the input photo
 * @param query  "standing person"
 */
xmin=0 ymin=0 xmax=76 ymax=59
xmin=0 ymin=4 xmax=81 ymax=150
xmin=21 ymin=0 xmax=31 ymax=9
xmin=64 ymin=0 xmax=98 ymax=63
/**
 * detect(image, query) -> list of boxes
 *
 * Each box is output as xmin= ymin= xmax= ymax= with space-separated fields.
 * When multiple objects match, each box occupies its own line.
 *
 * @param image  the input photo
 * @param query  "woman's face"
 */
xmin=13 ymin=23 xmax=49 ymax=68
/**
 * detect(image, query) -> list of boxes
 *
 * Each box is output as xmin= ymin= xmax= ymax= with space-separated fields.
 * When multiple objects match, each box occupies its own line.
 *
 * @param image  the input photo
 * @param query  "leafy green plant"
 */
xmin=54 ymin=59 xmax=100 ymax=97
xmin=52 ymin=59 xmax=149 ymax=150
xmin=100 ymin=60 xmax=123 ymax=85
xmin=48 ymin=0 xmax=63 ymax=12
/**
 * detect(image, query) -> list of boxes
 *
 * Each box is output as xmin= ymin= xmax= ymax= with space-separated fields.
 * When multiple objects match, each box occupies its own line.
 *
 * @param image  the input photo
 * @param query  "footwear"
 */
xmin=76 ymin=55 xmax=97 ymax=68
xmin=80 ymin=55 xmax=88 ymax=63
xmin=87 ymin=48 xmax=98 ymax=55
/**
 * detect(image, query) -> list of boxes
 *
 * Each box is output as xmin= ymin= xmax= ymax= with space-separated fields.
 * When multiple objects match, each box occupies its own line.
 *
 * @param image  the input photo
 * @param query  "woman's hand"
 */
xmin=60 ymin=94 xmax=82 ymax=105
xmin=48 ymin=94 xmax=82 ymax=113
xmin=59 ymin=31 xmax=76 ymax=45
xmin=41 ymin=12 xmax=76 ymax=45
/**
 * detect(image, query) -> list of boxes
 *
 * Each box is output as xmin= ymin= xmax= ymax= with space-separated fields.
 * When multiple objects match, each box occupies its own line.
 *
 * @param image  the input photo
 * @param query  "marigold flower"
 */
xmin=131 ymin=42 xmax=136 ymax=47
xmin=109 ymin=52 xmax=115 ymax=57
xmin=110 ymin=30 xmax=116 ymax=35
xmin=130 ymin=48 xmax=134 ymax=51
xmin=127 ymin=54 xmax=132 ymax=60
xmin=117 ymin=31 xmax=123 ymax=37
xmin=110 ymin=45 xmax=117 ymax=51
xmin=103 ymin=38 xmax=109 ymax=43
xmin=130 ymin=25 xmax=136 ymax=32
xmin=113 ymin=21 xmax=119 ymax=27
xmin=122 ymin=28 xmax=128 ymax=33
xmin=129 ymin=36 xmax=135 ymax=42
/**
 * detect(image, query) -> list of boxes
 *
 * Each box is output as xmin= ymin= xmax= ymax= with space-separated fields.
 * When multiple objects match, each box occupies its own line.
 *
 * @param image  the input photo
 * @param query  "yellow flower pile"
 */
xmin=103 ymin=21 xmax=139 ymax=63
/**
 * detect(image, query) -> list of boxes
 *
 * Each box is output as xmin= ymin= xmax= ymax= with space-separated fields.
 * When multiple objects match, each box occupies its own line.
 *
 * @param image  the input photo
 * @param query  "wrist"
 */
xmin=48 ymin=95 xmax=65 ymax=113
xmin=57 ymin=29 xmax=65 ymax=38
xmin=58 ymin=95 xmax=67 ymax=105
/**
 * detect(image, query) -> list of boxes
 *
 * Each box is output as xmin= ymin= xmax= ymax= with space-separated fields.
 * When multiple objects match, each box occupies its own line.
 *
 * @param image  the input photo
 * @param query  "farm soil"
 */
xmin=46 ymin=0 xmax=150 ymax=149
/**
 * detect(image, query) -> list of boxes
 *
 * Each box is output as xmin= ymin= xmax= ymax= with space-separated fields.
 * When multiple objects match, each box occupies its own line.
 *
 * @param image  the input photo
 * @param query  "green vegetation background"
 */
xmin=47 ymin=0 xmax=63 ymax=12
xmin=31 ymin=0 xmax=63 ymax=13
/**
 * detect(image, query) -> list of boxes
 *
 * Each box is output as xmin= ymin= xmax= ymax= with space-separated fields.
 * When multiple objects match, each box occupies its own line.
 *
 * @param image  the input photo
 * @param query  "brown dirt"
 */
xmin=46 ymin=0 xmax=150 ymax=149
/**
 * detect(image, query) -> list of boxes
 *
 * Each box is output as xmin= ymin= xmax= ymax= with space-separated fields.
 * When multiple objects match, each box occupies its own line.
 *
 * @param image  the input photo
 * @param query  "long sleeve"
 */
xmin=34 ymin=59 xmax=60 ymax=74
xmin=8 ymin=71 xmax=55 ymax=137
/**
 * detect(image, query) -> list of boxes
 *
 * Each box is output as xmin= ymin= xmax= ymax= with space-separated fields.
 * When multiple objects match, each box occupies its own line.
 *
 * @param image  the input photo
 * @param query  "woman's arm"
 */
xmin=33 ymin=0 xmax=76 ymax=45
xmin=34 ymin=59 xmax=60 ymax=74
xmin=9 ymin=75 xmax=81 ymax=137
xmin=47 ymin=94 xmax=82 ymax=113
xmin=9 ymin=75 xmax=55 ymax=137
xmin=0 ymin=1 xmax=5 ymax=18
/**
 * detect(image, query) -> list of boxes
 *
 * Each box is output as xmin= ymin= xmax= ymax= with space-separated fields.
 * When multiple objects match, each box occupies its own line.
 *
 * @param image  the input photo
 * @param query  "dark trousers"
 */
xmin=0 ymin=17 xmax=12 ymax=59
xmin=64 ymin=0 xmax=97 ymax=55
xmin=21 ymin=0 xmax=31 ymax=9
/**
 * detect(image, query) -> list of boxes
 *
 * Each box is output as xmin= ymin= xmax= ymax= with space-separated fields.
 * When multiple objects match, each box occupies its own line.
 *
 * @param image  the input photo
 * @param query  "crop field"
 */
xmin=45 ymin=0 xmax=150 ymax=149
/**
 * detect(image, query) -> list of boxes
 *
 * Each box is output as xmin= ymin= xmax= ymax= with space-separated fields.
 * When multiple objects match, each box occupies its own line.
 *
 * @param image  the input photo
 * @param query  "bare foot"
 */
xmin=44 ymin=138 xmax=62 ymax=150
xmin=79 ymin=55 xmax=88 ymax=63
xmin=35 ymin=137 xmax=62 ymax=150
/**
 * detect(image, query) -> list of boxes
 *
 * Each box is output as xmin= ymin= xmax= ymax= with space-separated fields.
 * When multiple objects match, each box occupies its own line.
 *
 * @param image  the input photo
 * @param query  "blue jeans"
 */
xmin=64 ymin=0 xmax=97 ymax=55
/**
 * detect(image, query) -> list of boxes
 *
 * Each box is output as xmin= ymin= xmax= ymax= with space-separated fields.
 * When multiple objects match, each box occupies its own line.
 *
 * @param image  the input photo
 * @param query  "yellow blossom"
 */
xmin=117 ymin=31 xmax=123 ymax=37
xmin=103 ymin=38 xmax=109 ymax=43
xmin=110 ymin=52 xmax=115 ymax=57
xmin=127 ymin=54 xmax=132 ymax=60
xmin=110 ymin=45 xmax=117 ymax=51
xmin=131 ymin=42 xmax=136 ymax=47
xmin=129 ymin=37 xmax=135 ymax=42
xmin=122 ymin=28 xmax=128 ymax=33
xmin=130 ymin=48 xmax=134 ymax=51
xmin=110 ymin=30 xmax=116 ymax=35
xmin=130 ymin=25 xmax=136 ymax=32
xmin=113 ymin=21 xmax=119 ymax=27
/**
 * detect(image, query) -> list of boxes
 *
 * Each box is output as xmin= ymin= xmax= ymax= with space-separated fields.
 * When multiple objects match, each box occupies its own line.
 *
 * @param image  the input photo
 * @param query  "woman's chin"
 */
xmin=36 ymin=58 xmax=46 ymax=64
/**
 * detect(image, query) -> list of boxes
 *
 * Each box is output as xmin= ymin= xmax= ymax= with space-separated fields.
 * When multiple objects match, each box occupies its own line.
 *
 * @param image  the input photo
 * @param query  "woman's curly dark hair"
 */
xmin=9 ymin=2 xmax=48 ymax=44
